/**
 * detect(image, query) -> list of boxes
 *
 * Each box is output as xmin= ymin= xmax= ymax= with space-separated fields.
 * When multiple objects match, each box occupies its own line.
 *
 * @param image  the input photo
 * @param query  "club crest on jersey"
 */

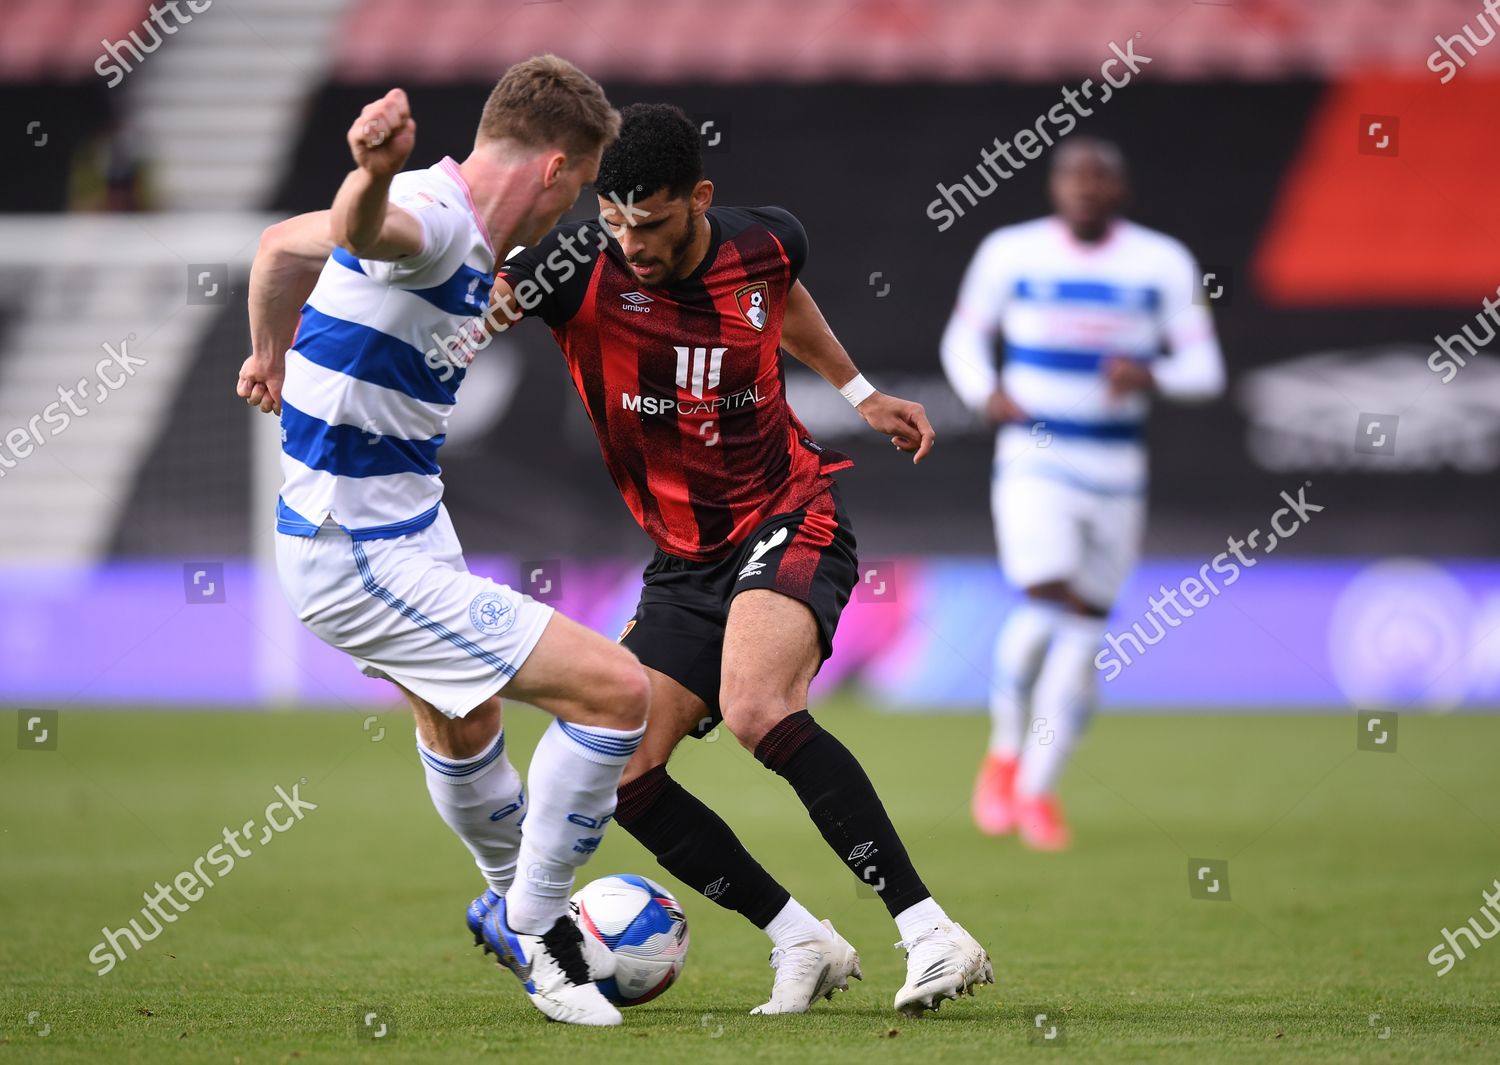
xmin=469 ymin=592 xmax=517 ymax=636
xmin=735 ymin=281 xmax=769 ymax=332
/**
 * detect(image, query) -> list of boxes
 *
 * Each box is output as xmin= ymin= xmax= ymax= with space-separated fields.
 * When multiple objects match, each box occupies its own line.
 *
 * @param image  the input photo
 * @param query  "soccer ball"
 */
xmin=570 ymin=873 xmax=689 ymax=1006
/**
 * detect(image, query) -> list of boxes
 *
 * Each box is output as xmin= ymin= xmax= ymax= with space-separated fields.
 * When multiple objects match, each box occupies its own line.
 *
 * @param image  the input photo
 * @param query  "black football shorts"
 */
xmin=619 ymin=482 xmax=857 ymax=738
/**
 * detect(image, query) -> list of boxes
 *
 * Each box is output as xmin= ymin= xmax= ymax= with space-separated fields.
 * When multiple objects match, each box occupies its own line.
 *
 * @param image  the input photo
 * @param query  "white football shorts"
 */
xmin=275 ymin=505 xmax=552 ymax=717
xmin=992 ymin=471 xmax=1145 ymax=610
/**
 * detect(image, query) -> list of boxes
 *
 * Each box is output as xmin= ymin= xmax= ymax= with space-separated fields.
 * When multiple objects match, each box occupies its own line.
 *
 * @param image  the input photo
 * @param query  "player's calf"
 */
xmin=500 ymin=615 xmax=650 ymax=937
xmin=401 ymin=690 xmax=529 ymax=910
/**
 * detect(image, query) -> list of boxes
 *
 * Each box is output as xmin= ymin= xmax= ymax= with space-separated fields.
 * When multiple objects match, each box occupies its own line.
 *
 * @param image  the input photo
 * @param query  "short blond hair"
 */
xmin=477 ymin=55 xmax=619 ymax=158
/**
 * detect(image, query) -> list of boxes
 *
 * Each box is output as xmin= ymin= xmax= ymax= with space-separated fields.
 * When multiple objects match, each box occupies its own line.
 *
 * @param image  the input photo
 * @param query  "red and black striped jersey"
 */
xmin=498 ymin=206 xmax=851 ymax=562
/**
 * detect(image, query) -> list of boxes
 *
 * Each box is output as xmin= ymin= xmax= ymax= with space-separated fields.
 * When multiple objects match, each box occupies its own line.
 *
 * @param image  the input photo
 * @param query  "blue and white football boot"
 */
xmin=466 ymin=888 xmax=501 ymax=948
xmin=482 ymin=895 xmax=620 ymax=1026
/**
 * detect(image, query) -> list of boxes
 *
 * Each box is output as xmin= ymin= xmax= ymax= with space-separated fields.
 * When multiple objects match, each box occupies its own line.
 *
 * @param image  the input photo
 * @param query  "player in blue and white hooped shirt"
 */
xmin=236 ymin=58 xmax=648 ymax=1027
xmin=940 ymin=138 xmax=1224 ymax=850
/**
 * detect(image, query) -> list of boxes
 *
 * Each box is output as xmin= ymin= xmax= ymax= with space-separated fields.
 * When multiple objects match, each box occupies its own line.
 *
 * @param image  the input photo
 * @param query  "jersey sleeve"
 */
xmin=940 ymin=229 xmax=1013 ymax=412
xmin=1151 ymin=240 xmax=1226 ymax=402
xmin=749 ymin=207 xmax=809 ymax=283
xmin=495 ymin=219 xmax=604 ymax=329
xmin=360 ymin=178 xmax=474 ymax=287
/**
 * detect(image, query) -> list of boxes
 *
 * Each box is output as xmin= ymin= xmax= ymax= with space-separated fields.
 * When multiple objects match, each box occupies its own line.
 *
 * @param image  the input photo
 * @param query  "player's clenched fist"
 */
xmin=348 ymin=88 xmax=416 ymax=177
xmin=236 ymin=352 xmax=283 ymax=415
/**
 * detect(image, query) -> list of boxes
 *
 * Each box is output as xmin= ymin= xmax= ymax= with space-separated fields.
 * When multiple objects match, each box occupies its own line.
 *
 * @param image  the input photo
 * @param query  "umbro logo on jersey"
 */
xmin=738 ymin=526 xmax=789 ymax=580
xmin=620 ymin=291 xmax=653 ymax=313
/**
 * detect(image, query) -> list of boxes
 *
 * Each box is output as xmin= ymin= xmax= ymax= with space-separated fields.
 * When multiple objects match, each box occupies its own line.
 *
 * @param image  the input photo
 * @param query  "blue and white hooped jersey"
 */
xmin=941 ymin=217 xmax=1224 ymax=493
xmin=277 ymin=158 xmax=496 ymax=540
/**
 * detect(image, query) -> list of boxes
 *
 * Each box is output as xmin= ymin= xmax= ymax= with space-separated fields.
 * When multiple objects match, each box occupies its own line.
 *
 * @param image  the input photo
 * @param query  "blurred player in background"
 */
xmin=490 ymin=103 xmax=993 ymax=1018
xmin=235 ymin=57 xmax=651 ymax=1027
xmin=940 ymin=138 xmax=1224 ymax=850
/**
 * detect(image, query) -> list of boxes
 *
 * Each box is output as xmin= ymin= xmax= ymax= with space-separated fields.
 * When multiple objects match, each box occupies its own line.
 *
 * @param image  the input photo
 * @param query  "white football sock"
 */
xmin=763 ymin=897 xmax=826 ymax=951
xmin=1017 ymin=612 xmax=1107 ymax=797
xmin=504 ymin=718 xmax=645 ymax=935
xmin=894 ymin=896 xmax=952 ymax=942
xmin=990 ymin=599 xmax=1062 ymax=756
xmin=417 ymin=729 xmax=525 ymax=896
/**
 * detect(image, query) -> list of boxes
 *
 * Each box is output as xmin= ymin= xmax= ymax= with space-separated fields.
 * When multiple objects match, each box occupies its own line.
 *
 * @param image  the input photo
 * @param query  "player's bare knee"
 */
xmin=1032 ymin=584 xmax=1106 ymax=617
xmin=596 ymin=654 xmax=650 ymax=730
xmin=417 ymin=696 xmax=500 ymax=758
xmin=1024 ymin=580 xmax=1073 ymax=605
xmin=720 ymin=690 xmax=787 ymax=752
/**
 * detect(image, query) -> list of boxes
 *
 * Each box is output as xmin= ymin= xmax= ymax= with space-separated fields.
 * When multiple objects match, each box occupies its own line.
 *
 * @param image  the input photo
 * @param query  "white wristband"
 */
xmin=839 ymin=373 xmax=876 ymax=407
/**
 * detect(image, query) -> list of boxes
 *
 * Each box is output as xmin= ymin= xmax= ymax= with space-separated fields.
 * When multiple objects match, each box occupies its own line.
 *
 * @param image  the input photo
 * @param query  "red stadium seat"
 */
xmin=320 ymin=0 xmax=1500 ymax=82
xmin=0 ymin=0 xmax=149 ymax=81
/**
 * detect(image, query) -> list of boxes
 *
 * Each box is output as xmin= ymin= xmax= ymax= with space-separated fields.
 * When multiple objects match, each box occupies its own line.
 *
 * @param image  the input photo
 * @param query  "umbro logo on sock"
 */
xmin=848 ymin=841 xmax=878 ymax=863
xmin=704 ymin=877 xmax=729 ymax=900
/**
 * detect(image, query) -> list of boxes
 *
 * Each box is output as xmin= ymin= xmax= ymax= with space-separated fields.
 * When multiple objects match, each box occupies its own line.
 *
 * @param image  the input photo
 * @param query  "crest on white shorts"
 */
xmin=469 ymin=592 xmax=517 ymax=636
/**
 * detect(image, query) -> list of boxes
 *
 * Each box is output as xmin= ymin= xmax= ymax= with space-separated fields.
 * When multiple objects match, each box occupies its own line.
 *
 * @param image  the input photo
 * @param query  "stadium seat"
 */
xmin=323 ymin=0 xmax=1500 ymax=81
xmin=0 ymin=0 xmax=148 ymax=81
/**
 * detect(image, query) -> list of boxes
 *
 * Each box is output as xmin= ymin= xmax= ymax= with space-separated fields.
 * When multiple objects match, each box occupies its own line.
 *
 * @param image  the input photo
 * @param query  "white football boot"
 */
xmin=893 ymin=921 xmax=994 ymax=1017
xmin=485 ymin=899 xmax=621 ymax=1026
xmin=575 ymin=920 xmax=618 ymax=983
xmin=750 ymin=919 xmax=862 ymax=1015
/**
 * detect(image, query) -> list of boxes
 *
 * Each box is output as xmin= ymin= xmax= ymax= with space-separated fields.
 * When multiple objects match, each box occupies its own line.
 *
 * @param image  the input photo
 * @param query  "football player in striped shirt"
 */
xmin=235 ymin=58 xmax=651 ymax=1028
xmin=940 ymin=138 xmax=1225 ymax=849
xmin=489 ymin=104 xmax=993 ymax=1018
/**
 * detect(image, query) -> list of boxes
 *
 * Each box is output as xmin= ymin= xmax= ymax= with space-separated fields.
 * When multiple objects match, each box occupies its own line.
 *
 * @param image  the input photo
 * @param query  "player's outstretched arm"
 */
xmin=237 ymin=210 xmax=335 ymax=414
xmin=329 ymin=88 xmax=425 ymax=262
xmin=781 ymin=280 xmax=935 ymax=464
xmin=479 ymin=276 xmax=530 ymax=341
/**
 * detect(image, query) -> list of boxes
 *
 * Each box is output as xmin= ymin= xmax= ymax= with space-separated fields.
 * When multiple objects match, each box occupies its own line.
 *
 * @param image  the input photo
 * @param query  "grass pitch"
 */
xmin=3 ymin=701 xmax=1498 ymax=1063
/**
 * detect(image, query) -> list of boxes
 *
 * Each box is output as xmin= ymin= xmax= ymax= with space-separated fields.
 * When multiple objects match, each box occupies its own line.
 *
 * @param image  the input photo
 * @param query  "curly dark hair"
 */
xmin=595 ymin=102 xmax=702 ymax=202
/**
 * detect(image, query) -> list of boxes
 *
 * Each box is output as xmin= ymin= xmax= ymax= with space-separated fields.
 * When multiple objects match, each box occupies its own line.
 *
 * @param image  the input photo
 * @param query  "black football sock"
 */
xmin=755 ymin=710 xmax=931 ymax=918
xmin=615 ymin=765 xmax=790 ymax=928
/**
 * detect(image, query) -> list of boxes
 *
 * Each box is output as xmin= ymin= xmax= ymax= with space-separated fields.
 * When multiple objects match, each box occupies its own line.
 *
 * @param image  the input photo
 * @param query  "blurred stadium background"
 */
xmin=3 ymin=0 xmax=1497 ymax=714
xmin=7 ymin=3 xmax=1500 ymax=1062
